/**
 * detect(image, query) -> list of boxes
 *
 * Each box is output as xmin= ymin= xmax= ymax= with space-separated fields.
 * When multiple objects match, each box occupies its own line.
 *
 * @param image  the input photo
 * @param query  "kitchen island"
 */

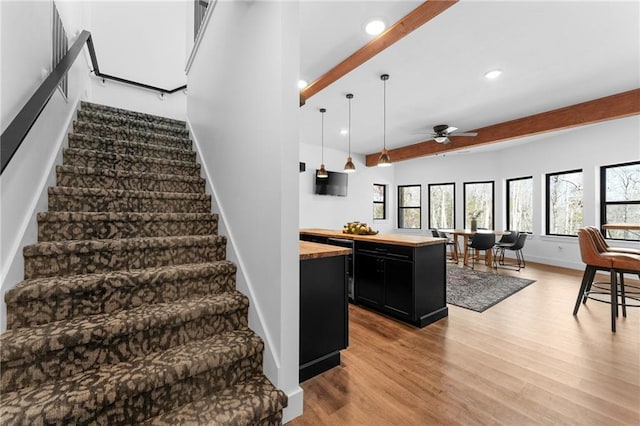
xmin=300 ymin=229 xmax=448 ymax=328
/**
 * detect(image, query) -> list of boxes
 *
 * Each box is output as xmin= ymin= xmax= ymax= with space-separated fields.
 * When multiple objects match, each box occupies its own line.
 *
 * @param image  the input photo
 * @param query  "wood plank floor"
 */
xmin=289 ymin=261 xmax=640 ymax=425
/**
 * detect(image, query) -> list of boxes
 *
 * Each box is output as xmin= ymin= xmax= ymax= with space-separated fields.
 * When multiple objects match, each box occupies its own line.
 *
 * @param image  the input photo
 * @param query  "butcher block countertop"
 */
xmin=299 ymin=240 xmax=352 ymax=261
xmin=300 ymin=228 xmax=446 ymax=247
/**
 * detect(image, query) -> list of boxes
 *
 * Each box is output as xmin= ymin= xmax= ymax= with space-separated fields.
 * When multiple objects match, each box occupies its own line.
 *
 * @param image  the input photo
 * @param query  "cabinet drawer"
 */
xmin=355 ymin=241 xmax=414 ymax=261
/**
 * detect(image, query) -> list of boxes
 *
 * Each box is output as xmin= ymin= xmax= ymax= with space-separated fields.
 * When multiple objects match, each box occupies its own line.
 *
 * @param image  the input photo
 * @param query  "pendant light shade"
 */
xmin=377 ymin=74 xmax=392 ymax=167
xmin=317 ymin=108 xmax=329 ymax=178
xmin=344 ymin=93 xmax=356 ymax=173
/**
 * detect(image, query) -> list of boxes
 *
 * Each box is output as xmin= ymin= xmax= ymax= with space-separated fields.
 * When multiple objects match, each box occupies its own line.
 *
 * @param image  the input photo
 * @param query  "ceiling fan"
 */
xmin=429 ymin=124 xmax=478 ymax=144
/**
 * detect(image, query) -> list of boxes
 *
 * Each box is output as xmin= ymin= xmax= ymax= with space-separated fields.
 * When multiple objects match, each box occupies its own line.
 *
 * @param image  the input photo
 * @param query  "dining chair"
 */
xmin=495 ymin=230 xmax=518 ymax=264
xmin=502 ymin=232 xmax=527 ymax=271
xmin=467 ymin=232 xmax=496 ymax=269
xmin=437 ymin=230 xmax=458 ymax=263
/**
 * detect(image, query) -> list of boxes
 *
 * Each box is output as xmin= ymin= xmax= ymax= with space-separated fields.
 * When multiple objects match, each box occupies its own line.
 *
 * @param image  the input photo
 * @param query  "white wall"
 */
xmin=186 ymin=1 xmax=302 ymax=421
xmin=86 ymin=1 xmax=188 ymax=120
xmin=0 ymin=0 xmax=92 ymax=331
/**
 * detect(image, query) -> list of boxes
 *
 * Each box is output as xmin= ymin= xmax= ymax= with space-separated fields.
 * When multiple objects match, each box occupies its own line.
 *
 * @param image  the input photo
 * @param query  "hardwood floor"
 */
xmin=289 ymin=261 xmax=640 ymax=425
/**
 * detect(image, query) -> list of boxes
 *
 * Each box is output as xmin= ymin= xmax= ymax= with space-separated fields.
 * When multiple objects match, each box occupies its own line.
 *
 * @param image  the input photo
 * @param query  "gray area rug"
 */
xmin=447 ymin=266 xmax=536 ymax=312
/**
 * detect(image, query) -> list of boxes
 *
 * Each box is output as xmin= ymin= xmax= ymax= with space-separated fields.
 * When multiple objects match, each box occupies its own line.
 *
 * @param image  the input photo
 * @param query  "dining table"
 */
xmin=439 ymin=229 xmax=511 ymax=267
xmin=602 ymin=223 xmax=640 ymax=239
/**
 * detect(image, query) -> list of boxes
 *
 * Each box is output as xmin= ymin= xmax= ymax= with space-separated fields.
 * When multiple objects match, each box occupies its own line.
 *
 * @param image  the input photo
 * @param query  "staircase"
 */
xmin=0 ymin=102 xmax=287 ymax=425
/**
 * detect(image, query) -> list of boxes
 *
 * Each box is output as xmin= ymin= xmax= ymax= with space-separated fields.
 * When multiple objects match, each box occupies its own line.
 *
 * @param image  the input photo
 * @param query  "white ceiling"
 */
xmin=299 ymin=1 xmax=640 ymax=158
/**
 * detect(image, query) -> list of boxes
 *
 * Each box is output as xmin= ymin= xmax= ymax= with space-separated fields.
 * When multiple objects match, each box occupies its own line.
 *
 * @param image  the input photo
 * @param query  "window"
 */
xmin=546 ymin=169 xmax=583 ymax=236
xmin=600 ymin=161 xmax=640 ymax=241
xmin=428 ymin=183 xmax=455 ymax=229
xmin=507 ymin=176 xmax=533 ymax=233
xmin=373 ymin=184 xmax=386 ymax=220
xmin=398 ymin=185 xmax=421 ymax=229
xmin=463 ymin=181 xmax=494 ymax=229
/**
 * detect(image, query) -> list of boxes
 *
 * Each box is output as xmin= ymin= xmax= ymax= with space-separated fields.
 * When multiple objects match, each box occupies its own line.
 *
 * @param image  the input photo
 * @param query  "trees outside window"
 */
xmin=428 ymin=183 xmax=455 ymax=229
xmin=600 ymin=161 xmax=640 ymax=241
xmin=373 ymin=184 xmax=386 ymax=220
xmin=507 ymin=176 xmax=533 ymax=233
xmin=546 ymin=169 xmax=583 ymax=236
xmin=463 ymin=181 xmax=494 ymax=229
xmin=398 ymin=185 xmax=421 ymax=229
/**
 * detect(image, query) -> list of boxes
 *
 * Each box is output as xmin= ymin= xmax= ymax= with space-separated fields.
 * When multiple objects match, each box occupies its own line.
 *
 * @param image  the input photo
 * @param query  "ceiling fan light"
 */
xmin=434 ymin=135 xmax=448 ymax=143
xmin=317 ymin=164 xmax=328 ymax=178
xmin=377 ymin=149 xmax=392 ymax=167
xmin=344 ymin=157 xmax=356 ymax=172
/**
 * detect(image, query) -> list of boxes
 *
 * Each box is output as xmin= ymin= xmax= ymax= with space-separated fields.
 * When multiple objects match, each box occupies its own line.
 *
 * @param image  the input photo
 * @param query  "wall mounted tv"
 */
xmin=315 ymin=170 xmax=348 ymax=196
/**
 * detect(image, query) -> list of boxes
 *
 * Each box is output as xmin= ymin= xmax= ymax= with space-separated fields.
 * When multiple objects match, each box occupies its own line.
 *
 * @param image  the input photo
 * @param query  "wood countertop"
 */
xmin=300 ymin=228 xmax=446 ymax=247
xmin=300 ymin=240 xmax=352 ymax=260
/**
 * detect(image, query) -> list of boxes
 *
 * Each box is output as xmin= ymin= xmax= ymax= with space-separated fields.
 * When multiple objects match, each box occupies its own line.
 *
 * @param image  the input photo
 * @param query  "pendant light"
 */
xmin=377 ymin=74 xmax=392 ymax=167
xmin=317 ymin=108 xmax=328 ymax=178
xmin=344 ymin=93 xmax=356 ymax=173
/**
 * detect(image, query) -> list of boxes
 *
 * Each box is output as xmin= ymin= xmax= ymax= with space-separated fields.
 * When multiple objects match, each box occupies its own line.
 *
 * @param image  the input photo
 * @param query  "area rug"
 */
xmin=446 ymin=266 xmax=536 ymax=312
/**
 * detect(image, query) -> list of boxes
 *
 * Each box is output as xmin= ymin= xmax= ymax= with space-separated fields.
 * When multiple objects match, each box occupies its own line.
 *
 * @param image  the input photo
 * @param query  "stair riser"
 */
xmin=57 ymin=171 xmax=205 ymax=194
xmin=77 ymin=111 xmax=188 ymax=138
xmin=63 ymin=151 xmax=200 ymax=177
xmin=48 ymin=193 xmax=211 ymax=213
xmin=38 ymin=217 xmax=217 ymax=242
xmin=74 ymin=121 xmax=190 ymax=148
xmin=2 ymin=308 xmax=249 ymax=393
xmin=69 ymin=137 xmax=195 ymax=162
xmin=81 ymin=102 xmax=186 ymax=128
xmin=24 ymin=242 xmax=226 ymax=279
xmin=8 ymin=269 xmax=235 ymax=328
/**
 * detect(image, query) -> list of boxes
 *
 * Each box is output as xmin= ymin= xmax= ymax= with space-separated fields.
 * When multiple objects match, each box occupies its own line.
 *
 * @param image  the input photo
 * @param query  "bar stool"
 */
xmin=574 ymin=228 xmax=640 ymax=332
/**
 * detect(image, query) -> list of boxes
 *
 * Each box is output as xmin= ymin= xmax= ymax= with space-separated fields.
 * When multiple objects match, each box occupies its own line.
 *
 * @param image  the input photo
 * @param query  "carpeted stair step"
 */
xmin=0 ymin=329 xmax=264 ymax=425
xmin=77 ymin=109 xmax=189 ymax=138
xmin=63 ymin=148 xmax=201 ymax=176
xmin=73 ymin=121 xmax=191 ymax=149
xmin=6 ymin=261 xmax=236 ymax=329
xmin=143 ymin=375 xmax=287 ymax=425
xmin=1 ymin=291 xmax=249 ymax=393
xmin=48 ymin=187 xmax=211 ymax=213
xmin=80 ymin=101 xmax=186 ymax=128
xmin=23 ymin=235 xmax=226 ymax=279
xmin=56 ymin=165 xmax=206 ymax=194
xmin=68 ymin=134 xmax=196 ymax=162
xmin=37 ymin=211 xmax=217 ymax=242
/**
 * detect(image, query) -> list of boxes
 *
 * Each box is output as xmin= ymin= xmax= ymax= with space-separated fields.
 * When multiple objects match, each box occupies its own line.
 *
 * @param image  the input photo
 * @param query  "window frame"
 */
xmin=506 ymin=176 xmax=533 ymax=233
xmin=428 ymin=182 xmax=456 ymax=230
xmin=373 ymin=183 xmax=387 ymax=220
xmin=397 ymin=184 xmax=422 ymax=229
xmin=545 ymin=168 xmax=583 ymax=237
xmin=463 ymin=180 xmax=495 ymax=229
xmin=600 ymin=160 xmax=640 ymax=241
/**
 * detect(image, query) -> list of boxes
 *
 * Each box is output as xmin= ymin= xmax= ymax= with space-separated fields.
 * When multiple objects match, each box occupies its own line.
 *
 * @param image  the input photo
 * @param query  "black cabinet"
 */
xmin=354 ymin=241 xmax=447 ymax=327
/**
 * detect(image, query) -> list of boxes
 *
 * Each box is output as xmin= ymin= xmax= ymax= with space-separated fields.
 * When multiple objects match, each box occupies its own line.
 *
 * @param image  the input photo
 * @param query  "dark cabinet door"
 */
xmin=355 ymin=253 xmax=384 ymax=306
xmin=382 ymin=258 xmax=413 ymax=319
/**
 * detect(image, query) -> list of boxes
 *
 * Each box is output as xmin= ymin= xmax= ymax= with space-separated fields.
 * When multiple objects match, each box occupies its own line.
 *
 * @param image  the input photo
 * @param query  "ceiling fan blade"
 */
xmin=445 ymin=126 xmax=458 ymax=133
xmin=450 ymin=131 xmax=478 ymax=137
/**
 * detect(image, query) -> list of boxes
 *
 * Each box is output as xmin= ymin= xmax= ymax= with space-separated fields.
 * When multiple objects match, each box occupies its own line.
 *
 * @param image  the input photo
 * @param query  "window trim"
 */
xmin=397 ymin=184 xmax=422 ymax=229
xmin=428 ymin=182 xmax=456 ymax=230
xmin=373 ymin=183 xmax=387 ymax=220
xmin=600 ymin=160 xmax=640 ymax=241
xmin=545 ymin=168 xmax=583 ymax=237
xmin=463 ymin=180 xmax=495 ymax=229
xmin=506 ymin=176 xmax=533 ymax=233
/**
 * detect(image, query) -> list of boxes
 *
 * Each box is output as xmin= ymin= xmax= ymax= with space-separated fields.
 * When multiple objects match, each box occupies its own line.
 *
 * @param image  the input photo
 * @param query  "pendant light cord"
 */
xmin=321 ymin=109 xmax=325 ymax=164
xmin=348 ymin=97 xmax=352 ymax=156
xmin=383 ymin=77 xmax=387 ymax=150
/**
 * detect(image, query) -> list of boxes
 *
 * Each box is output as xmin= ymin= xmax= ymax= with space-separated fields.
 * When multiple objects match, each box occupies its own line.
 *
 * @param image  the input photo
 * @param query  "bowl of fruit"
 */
xmin=342 ymin=221 xmax=378 ymax=235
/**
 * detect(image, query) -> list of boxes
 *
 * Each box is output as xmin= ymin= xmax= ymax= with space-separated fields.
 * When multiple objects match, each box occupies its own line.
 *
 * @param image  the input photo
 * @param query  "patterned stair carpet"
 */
xmin=0 ymin=101 xmax=287 ymax=425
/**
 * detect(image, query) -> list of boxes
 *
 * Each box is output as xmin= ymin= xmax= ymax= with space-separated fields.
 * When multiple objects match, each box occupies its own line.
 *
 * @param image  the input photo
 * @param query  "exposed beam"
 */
xmin=299 ymin=1 xmax=458 ymax=106
xmin=365 ymin=88 xmax=640 ymax=166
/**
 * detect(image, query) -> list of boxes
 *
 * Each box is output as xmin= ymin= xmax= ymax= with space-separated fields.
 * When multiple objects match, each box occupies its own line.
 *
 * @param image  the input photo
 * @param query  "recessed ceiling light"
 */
xmin=365 ymin=19 xmax=385 ymax=36
xmin=340 ymin=129 xmax=348 ymax=135
xmin=297 ymin=79 xmax=308 ymax=89
xmin=484 ymin=69 xmax=502 ymax=79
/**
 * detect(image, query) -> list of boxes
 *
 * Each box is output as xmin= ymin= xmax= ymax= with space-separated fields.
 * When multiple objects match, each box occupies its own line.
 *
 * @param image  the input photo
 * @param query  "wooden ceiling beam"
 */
xmin=365 ymin=88 xmax=640 ymax=166
xmin=299 ymin=1 xmax=458 ymax=106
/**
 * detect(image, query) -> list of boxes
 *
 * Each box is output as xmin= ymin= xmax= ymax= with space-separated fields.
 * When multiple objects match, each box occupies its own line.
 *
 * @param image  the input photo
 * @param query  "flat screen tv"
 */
xmin=315 ymin=170 xmax=348 ymax=196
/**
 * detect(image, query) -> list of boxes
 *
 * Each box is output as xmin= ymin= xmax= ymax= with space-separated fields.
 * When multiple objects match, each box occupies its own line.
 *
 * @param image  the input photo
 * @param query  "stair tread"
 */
xmin=80 ymin=101 xmax=186 ymax=127
xmin=64 ymin=148 xmax=200 ymax=169
xmin=78 ymin=110 xmax=189 ymax=135
xmin=49 ymin=186 xmax=210 ymax=199
xmin=69 ymin=133 xmax=194 ymax=156
xmin=24 ymin=235 xmax=225 ymax=257
xmin=144 ymin=375 xmax=287 ymax=426
xmin=56 ymin=165 xmax=204 ymax=183
xmin=6 ymin=261 xmax=235 ymax=303
xmin=1 ymin=291 xmax=249 ymax=362
xmin=73 ymin=121 xmax=191 ymax=144
xmin=0 ymin=329 xmax=262 ymax=423
xmin=37 ymin=211 xmax=217 ymax=223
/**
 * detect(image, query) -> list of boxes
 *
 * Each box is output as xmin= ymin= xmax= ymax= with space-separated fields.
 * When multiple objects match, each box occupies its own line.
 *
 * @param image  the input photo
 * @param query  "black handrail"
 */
xmin=1 ymin=30 xmax=187 ymax=174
